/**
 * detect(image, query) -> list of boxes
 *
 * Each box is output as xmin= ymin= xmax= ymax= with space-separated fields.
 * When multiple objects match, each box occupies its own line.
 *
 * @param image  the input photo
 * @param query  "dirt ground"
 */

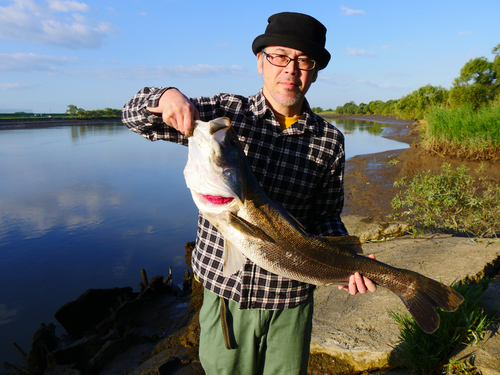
xmin=339 ymin=114 xmax=500 ymax=221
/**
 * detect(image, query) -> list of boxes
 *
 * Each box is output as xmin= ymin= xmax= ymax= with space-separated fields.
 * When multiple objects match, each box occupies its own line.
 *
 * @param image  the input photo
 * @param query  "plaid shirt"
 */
xmin=122 ymin=87 xmax=348 ymax=310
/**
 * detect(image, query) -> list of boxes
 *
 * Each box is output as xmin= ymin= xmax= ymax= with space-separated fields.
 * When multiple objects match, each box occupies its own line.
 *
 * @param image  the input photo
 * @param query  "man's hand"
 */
xmin=147 ymin=88 xmax=200 ymax=137
xmin=338 ymin=254 xmax=377 ymax=295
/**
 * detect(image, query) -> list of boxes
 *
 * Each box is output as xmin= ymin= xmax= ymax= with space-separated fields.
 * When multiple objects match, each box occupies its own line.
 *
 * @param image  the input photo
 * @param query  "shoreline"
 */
xmin=0 ymin=118 xmax=122 ymax=130
xmin=340 ymin=115 xmax=418 ymax=220
xmin=322 ymin=113 xmax=415 ymax=126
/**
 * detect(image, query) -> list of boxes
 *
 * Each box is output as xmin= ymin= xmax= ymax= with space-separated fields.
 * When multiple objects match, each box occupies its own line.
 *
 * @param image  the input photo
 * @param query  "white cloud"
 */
xmin=0 ymin=54 xmax=245 ymax=79
xmin=341 ymin=6 xmax=366 ymax=15
xmin=215 ymin=42 xmax=231 ymax=50
xmin=358 ymin=78 xmax=407 ymax=91
xmin=0 ymin=52 xmax=78 ymax=72
xmin=0 ymin=304 xmax=19 ymax=325
xmin=346 ymin=47 xmax=376 ymax=57
xmin=0 ymin=0 xmax=116 ymax=49
xmin=80 ymin=64 xmax=246 ymax=80
xmin=459 ymin=31 xmax=471 ymax=35
xmin=47 ymin=0 xmax=90 ymax=13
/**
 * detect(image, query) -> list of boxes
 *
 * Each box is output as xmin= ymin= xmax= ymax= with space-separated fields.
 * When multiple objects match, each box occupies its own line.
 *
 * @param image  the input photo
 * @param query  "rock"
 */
xmin=481 ymin=274 xmax=500 ymax=317
xmin=54 ymin=287 xmax=135 ymax=338
xmin=43 ymin=364 xmax=82 ymax=375
xmin=20 ymin=267 xmax=196 ymax=375
xmin=311 ymin=234 xmax=500 ymax=374
xmin=26 ymin=323 xmax=59 ymax=374
xmin=343 ymin=215 xmax=410 ymax=243
xmin=446 ymin=277 xmax=500 ymax=375
xmin=449 ymin=328 xmax=500 ymax=375
xmin=46 ymin=330 xmax=120 ymax=370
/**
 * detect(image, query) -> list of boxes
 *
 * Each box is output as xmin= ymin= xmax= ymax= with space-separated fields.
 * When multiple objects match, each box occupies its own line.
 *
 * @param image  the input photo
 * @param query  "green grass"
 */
xmin=422 ymin=105 xmax=500 ymax=160
xmin=389 ymin=278 xmax=496 ymax=375
xmin=391 ymin=163 xmax=500 ymax=238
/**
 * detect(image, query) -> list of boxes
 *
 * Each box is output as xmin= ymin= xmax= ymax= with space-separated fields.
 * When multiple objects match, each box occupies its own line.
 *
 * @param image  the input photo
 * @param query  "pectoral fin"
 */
xmin=222 ymin=239 xmax=246 ymax=277
xmin=229 ymin=213 xmax=275 ymax=243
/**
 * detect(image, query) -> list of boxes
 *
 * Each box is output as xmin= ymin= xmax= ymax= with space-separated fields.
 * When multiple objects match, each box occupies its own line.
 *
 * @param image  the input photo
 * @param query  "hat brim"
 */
xmin=252 ymin=33 xmax=330 ymax=70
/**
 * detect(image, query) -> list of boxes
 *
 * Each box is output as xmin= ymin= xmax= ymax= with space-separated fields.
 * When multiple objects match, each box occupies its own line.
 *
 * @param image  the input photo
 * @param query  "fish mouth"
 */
xmin=190 ymin=191 xmax=238 ymax=212
xmin=201 ymin=194 xmax=234 ymax=205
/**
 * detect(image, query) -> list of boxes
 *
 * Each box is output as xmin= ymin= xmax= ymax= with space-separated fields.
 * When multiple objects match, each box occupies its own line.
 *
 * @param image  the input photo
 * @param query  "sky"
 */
xmin=1 ymin=0 xmax=499 ymax=114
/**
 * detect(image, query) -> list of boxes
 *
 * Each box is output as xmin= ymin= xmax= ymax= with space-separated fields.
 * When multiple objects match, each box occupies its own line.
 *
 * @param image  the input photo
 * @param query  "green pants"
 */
xmin=199 ymin=289 xmax=314 ymax=375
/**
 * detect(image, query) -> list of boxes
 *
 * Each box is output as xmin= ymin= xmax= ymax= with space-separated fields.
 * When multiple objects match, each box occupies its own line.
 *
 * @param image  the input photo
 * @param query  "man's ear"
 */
xmin=257 ymin=53 xmax=263 ymax=74
xmin=312 ymin=69 xmax=318 ymax=83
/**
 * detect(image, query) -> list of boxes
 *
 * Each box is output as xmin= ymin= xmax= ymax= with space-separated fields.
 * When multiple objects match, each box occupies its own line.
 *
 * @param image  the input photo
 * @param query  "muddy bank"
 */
xmin=341 ymin=114 xmax=500 ymax=221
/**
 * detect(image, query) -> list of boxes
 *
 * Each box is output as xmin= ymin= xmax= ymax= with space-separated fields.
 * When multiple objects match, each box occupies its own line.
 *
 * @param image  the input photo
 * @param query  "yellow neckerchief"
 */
xmin=275 ymin=113 xmax=301 ymax=130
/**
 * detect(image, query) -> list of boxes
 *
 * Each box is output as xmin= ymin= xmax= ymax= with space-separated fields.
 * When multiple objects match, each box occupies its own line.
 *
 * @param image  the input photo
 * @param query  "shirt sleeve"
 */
xmin=121 ymin=86 xmax=226 ymax=144
xmin=121 ymin=87 xmax=172 ymax=140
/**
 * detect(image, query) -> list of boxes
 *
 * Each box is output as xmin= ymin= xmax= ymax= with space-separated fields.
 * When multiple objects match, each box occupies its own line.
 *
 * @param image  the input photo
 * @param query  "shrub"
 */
xmin=391 ymin=163 xmax=500 ymax=237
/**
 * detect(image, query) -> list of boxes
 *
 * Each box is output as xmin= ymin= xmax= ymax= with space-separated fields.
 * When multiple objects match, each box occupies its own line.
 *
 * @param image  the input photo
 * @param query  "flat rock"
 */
xmin=343 ymin=215 xmax=410 ymax=243
xmin=311 ymin=234 xmax=500 ymax=374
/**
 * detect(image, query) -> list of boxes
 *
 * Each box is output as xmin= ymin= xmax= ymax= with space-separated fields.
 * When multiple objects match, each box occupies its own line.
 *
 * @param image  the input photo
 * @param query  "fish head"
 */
xmin=184 ymin=117 xmax=248 ymax=213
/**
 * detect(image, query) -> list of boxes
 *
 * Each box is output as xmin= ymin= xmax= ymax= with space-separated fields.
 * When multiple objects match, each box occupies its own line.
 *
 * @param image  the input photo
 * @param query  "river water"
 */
xmin=0 ymin=119 xmax=408 ymax=368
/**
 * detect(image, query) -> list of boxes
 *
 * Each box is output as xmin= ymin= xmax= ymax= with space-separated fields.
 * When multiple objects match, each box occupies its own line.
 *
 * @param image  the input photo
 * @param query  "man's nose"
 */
xmin=284 ymin=59 xmax=299 ymax=74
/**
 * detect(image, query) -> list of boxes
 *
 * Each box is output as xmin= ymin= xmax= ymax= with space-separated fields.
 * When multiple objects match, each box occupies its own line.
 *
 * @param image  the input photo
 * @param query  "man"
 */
xmin=122 ymin=12 xmax=376 ymax=375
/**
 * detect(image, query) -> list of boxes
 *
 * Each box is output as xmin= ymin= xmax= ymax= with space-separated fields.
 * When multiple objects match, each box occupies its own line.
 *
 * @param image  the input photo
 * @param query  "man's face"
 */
xmin=257 ymin=46 xmax=318 ymax=116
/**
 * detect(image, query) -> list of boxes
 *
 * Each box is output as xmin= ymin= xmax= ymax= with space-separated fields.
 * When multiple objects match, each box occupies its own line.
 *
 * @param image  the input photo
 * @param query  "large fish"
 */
xmin=183 ymin=117 xmax=464 ymax=334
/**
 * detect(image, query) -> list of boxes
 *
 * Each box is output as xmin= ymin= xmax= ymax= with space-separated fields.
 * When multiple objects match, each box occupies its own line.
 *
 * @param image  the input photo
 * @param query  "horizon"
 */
xmin=1 ymin=0 xmax=499 ymax=113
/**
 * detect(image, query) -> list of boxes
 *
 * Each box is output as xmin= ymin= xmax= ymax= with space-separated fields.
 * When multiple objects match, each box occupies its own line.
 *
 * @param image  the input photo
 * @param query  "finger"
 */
xmin=180 ymin=108 xmax=194 ymax=137
xmin=166 ymin=116 xmax=178 ymax=132
xmin=368 ymin=254 xmax=376 ymax=260
xmin=363 ymin=276 xmax=377 ymax=293
xmin=354 ymin=272 xmax=367 ymax=294
xmin=179 ymin=104 xmax=200 ymax=137
xmin=348 ymin=274 xmax=357 ymax=295
xmin=193 ymin=106 xmax=201 ymax=121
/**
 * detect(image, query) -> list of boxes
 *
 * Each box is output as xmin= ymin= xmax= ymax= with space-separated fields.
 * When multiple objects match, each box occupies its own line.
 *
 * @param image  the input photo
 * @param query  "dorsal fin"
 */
xmin=322 ymin=235 xmax=363 ymax=254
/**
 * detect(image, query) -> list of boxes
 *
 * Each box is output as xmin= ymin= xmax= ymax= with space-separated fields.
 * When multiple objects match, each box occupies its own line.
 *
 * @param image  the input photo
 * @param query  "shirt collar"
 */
xmin=248 ymin=90 xmax=322 ymax=136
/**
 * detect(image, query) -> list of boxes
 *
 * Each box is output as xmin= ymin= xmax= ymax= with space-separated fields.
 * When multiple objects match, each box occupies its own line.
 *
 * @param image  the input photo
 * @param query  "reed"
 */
xmin=421 ymin=105 xmax=500 ymax=161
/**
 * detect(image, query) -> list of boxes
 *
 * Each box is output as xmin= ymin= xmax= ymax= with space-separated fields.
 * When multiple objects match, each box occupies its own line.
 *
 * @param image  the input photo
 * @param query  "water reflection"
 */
xmin=330 ymin=119 xmax=408 ymax=160
xmin=1 ymin=181 xmax=120 ymax=238
xmin=334 ymin=119 xmax=384 ymax=135
xmin=70 ymin=122 xmax=126 ymax=140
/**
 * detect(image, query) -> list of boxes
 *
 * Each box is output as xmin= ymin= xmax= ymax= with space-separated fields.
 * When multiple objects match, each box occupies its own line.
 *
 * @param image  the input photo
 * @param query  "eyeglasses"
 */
xmin=262 ymin=51 xmax=316 ymax=71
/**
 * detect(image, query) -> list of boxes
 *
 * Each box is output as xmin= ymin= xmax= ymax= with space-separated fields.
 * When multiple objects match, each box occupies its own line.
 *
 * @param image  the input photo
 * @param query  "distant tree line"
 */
xmin=66 ymin=105 xmax=122 ymax=119
xmin=331 ymin=43 xmax=500 ymax=120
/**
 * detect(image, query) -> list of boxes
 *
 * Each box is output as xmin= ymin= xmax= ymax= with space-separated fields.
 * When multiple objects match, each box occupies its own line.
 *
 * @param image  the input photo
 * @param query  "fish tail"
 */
xmin=395 ymin=270 xmax=464 ymax=334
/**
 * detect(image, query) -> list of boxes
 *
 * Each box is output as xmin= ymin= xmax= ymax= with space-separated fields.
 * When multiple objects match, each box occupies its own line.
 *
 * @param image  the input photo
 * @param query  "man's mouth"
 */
xmin=201 ymin=194 xmax=234 ymax=205
xmin=280 ymin=81 xmax=298 ymax=89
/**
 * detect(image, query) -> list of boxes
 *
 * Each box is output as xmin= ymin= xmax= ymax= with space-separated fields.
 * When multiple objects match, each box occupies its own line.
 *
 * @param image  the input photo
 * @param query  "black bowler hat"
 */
xmin=252 ymin=12 xmax=331 ymax=70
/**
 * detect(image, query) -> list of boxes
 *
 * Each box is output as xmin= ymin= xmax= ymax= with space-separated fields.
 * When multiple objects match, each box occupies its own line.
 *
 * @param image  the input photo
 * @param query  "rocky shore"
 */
xmin=4 ymin=115 xmax=500 ymax=375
